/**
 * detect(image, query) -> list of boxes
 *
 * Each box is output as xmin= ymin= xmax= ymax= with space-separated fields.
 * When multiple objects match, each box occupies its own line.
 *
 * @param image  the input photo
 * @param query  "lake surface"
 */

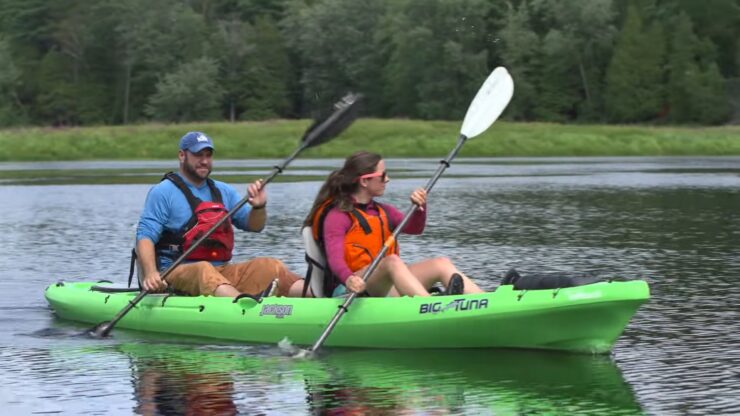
xmin=1 ymin=157 xmax=739 ymax=415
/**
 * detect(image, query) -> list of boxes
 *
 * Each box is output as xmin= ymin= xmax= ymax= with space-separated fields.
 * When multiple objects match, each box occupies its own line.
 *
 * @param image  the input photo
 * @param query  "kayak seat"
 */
xmin=502 ymin=268 xmax=603 ymax=290
xmin=302 ymin=226 xmax=329 ymax=298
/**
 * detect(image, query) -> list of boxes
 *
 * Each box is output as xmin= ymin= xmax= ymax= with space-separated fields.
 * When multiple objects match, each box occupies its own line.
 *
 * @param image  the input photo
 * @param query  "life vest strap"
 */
xmin=163 ymin=172 xmax=223 ymax=205
xmin=127 ymin=248 xmax=138 ymax=288
xmin=349 ymin=208 xmax=372 ymax=234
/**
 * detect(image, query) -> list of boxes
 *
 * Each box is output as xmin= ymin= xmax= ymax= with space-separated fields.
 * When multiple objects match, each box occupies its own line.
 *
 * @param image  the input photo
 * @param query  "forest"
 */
xmin=0 ymin=0 xmax=737 ymax=127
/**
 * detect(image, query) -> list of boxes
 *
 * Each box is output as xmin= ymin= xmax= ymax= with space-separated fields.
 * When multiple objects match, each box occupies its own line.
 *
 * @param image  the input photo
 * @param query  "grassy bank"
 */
xmin=1 ymin=119 xmax=739 ymax=161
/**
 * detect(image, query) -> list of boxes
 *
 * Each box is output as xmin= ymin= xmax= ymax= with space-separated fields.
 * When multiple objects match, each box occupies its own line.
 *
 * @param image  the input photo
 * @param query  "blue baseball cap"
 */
xmin=179 ymin=131 xmax=214 ymax=153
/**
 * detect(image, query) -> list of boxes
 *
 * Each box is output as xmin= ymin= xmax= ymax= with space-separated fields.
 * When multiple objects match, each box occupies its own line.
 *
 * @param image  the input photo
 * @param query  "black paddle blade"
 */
xmin=301 ymin=92 xmax=362 ymax=148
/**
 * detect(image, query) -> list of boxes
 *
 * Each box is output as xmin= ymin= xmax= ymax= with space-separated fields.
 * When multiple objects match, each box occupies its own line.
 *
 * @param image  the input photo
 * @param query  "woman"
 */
xmin=304 ymin=151 xmax=484 ymax=297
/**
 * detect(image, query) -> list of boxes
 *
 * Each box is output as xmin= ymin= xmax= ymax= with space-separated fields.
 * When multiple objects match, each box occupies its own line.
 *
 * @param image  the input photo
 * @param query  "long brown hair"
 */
xmin=303 ymin=151 xmax=382 ymax=226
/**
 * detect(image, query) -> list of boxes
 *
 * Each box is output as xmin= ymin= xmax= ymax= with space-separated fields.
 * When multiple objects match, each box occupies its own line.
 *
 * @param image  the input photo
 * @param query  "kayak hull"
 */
xmin=44 ymin=280 xmax=649 ymax=353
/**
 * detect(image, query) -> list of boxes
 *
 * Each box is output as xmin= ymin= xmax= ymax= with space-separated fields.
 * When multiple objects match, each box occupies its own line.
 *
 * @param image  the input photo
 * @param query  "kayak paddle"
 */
xmin=297 ymin=67 xmax=514 ymax=357
xmin=90 ymin=93 xmax=362 ymax=338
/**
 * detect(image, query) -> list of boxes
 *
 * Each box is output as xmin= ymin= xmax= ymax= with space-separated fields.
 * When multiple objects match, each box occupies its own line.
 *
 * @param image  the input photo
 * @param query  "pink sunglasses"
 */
xmin=355 ymin=170 xmax=387 ymax=182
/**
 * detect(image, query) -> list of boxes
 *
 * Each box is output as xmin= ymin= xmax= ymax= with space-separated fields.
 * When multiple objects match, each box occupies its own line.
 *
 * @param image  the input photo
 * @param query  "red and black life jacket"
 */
xmin=156 ymin=172 xmax=234 ymax=262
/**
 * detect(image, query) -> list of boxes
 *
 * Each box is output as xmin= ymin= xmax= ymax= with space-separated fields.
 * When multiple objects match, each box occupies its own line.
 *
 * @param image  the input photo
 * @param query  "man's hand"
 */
xmin=247 ymin=179 xmax=267 ymax=208
xmin=142 ymin=271 xmax=167 ymax=293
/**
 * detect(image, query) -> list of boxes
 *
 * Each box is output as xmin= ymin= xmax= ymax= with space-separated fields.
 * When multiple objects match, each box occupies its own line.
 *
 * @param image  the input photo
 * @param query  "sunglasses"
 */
xmin=356 ymin=170 xmax=388 ymax=182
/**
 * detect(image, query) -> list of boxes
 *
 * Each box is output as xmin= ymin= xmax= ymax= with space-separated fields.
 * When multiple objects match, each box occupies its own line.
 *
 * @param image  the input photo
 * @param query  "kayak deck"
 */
xmin=45 ymin=280 xmax=649 ymax=353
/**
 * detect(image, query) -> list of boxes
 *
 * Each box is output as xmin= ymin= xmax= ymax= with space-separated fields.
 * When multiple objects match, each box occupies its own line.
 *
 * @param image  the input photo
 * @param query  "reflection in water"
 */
xmin=107 ymin=343 xmax=642 ymax=415
xmin=132 ymin=360 xmax=237 ymax=415
xmin=314 ymin=349 xmax=641 ymax=415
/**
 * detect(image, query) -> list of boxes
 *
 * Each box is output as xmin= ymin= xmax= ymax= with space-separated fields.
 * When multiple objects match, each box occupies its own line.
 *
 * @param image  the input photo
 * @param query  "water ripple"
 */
xmin=2 ymin=158 xmax=740 ymax=414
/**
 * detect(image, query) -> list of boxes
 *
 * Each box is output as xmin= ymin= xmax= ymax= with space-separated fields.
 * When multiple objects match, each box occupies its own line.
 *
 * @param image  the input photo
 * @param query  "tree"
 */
xmin=0 ymin=36 xmax=26 ymax=126
xmin=104 ymin=0 xmax=208 ymax=123
xmin=210 ymin=18 xmax=254 ymax=121
xmin=146 ymin=57 xmax=225 ymax=122
xmin=667 ymin=0 xmax=740 ymax=78
xmin=0 ymin=0 xmax=59 ymax=50
xmin=202 ymin=0 xmax=290 ymax=23
xmin=499 ymin=2 xmax=542 ymax=120
xmin=536 ymin=29 xmax=582 ymax=121
xmin=282 ymin=0 xmax=387 ymax=115
xmin=530 ymin=0 xmax=618 ymax=121
xmin=50 ymin=1 xmax=116 ymax=125
xmin=381 ymin=0 xmax=491 ymax=119
xmin=240 ymin=17 xmax=291 ymax=119
xmin=604 ymin=2 xmax=666 ymax=122
xmin=34 ymin=50 xmax=80 ymax=125
xmin=0 ymin=0 xmax=74 ymax=125
xmin=665 ymin=13 xmax=729 ymax=124
xmin=210 ymin=16 xmax=291 ymax=121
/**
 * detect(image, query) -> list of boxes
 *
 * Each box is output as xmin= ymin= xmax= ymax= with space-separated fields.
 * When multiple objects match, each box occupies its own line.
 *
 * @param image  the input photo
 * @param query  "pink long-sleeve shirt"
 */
xmin=322 ymin=200 xmax=426 ymax=284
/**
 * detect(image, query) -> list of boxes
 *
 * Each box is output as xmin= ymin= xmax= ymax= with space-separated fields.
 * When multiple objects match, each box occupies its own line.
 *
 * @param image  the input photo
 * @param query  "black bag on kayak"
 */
xmin=501 ymin=268 xmax=602 ymax=290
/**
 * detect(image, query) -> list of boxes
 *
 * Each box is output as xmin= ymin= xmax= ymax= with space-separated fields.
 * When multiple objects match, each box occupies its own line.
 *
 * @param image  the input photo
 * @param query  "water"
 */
xmin=1 ymin=157 xmax=739 ymax=415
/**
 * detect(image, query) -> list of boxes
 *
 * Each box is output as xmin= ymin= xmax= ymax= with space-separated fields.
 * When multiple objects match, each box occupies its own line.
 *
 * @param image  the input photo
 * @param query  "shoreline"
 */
xmin=2 ymin=155 xmax=739 ymax=186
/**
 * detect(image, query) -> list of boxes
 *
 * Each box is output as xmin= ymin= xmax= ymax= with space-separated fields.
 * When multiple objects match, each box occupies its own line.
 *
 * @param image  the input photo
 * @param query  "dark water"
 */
xmin=1 ymin=157 xmax=739 ymax=415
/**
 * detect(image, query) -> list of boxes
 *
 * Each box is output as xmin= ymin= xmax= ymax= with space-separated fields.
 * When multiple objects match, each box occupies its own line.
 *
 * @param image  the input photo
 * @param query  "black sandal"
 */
xmin=445 ymin=273 xmax=465 ymax=295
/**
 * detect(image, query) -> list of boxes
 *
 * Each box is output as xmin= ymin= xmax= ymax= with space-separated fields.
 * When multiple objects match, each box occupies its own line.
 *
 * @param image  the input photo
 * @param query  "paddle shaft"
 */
xmin=309 ymin=134 xmax=469 ymax=352
xmin=98 ymin=143 xmax=309 ymax=336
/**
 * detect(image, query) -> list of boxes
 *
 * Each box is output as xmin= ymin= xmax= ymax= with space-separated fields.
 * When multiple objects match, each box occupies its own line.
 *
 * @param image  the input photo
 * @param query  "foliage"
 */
xmin=0 ymin=36 xmax=26 ymax=126
xmin=210 ymin=17 xmax=255 ymax=121
xmin=240 ymin=17 xmax=291 ymax=120
xmin=604 ymin=3 xmax=665 ymax=122
xmin=499 ymin=2 xmax=541 ymax=121
xmin=282 ymin=0 xmax=387 ymax=114
xmin=665 ymin=13 xmax=730 ymax=124
xmin=382 ymin=0 xmax=491 ymax=120
xmin=0 ymin=0 xmax=735 ymax=127
xmin=146 ymin=57 xmax=225 ymax=122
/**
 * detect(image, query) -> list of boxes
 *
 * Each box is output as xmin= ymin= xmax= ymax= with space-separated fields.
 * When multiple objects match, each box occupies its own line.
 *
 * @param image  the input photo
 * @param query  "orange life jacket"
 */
xmin=312 ymin=198 xmax=399 ymax=273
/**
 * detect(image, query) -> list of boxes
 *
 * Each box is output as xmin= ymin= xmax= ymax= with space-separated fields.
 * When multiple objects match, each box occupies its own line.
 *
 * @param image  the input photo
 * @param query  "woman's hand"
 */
xmin=247 ymin=179 xmax=267 ymax=208
xmin=409 ymin=188 xmax=427 ymax=210
xmin=346 ymin=274 xmax=367 ymax=294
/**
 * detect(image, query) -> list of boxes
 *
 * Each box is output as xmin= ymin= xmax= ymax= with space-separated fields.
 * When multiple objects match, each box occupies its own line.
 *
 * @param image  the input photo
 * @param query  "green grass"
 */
xmin=0 ymin=119 xmax=739 ymax=162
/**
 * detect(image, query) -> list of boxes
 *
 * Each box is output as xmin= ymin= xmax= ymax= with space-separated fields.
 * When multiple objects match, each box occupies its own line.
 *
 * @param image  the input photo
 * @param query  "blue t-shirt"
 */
xmin=136 ymin=173 xmax=253 ymax=270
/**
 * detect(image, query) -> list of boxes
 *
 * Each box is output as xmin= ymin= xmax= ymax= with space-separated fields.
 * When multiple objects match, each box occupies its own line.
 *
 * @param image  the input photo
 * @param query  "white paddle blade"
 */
xmin=460 ymin=67 xmax=514 ymax=139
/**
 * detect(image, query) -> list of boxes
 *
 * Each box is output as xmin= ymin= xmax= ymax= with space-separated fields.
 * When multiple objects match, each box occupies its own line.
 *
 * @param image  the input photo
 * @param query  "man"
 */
xmin=136 ymin=131 xmax=307 ymax=297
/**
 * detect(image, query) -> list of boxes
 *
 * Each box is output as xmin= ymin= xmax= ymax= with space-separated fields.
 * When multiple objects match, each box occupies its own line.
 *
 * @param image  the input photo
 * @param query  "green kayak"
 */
xmin=45 ymin=280 xmax=649 ymax=353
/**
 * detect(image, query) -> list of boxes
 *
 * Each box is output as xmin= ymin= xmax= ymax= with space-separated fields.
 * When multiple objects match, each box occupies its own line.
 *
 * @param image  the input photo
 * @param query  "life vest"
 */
xmin=305 ymin=199 xmax=398 ymax=296
xmin=156 ymin=172 xmax=234 ymax=262
xmin=341 ymin=204 xmax=398 ymax=272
